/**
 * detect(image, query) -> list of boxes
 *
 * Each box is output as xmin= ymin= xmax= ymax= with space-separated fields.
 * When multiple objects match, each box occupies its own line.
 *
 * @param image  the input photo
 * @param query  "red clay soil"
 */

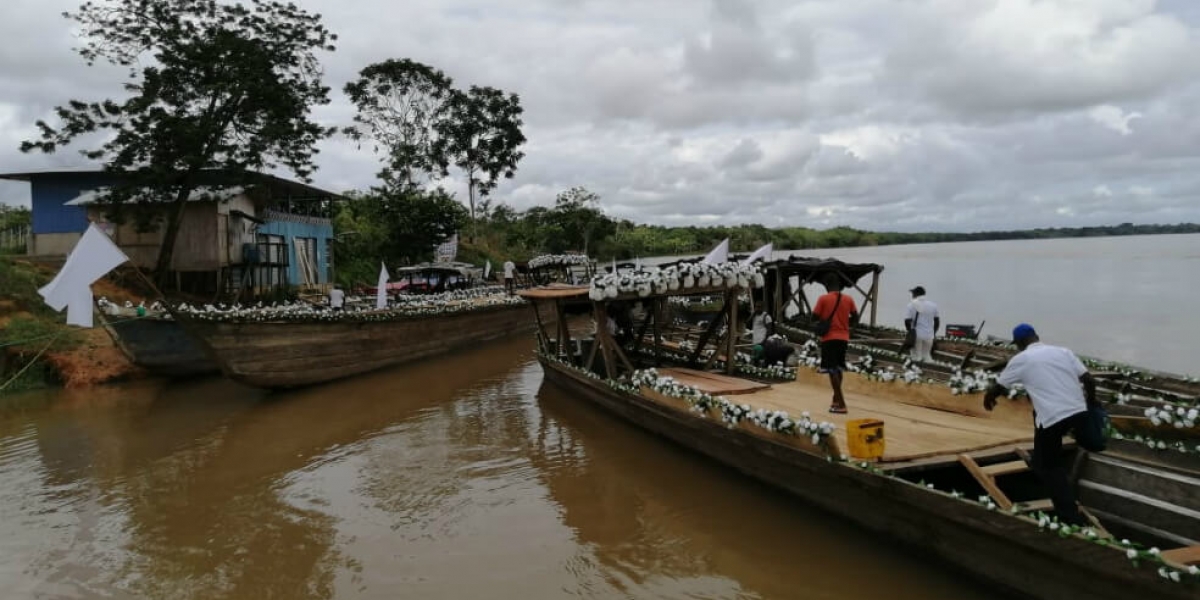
xmin=44 ymin=328 xmax=144 ymax=388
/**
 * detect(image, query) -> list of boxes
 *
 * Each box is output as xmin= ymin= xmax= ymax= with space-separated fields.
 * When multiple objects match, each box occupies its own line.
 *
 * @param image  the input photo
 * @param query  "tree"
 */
xmin=338 ymin=189 xmax=468 ymax=269
xmin=547 ymin=187 xmax=615 ymax=255
xmin=435 ymin=86 xmax=526 ymax=240
xmin=21 ymin=0 xmax=337 ymax=287
xmin=343 ymin=59 xmax=454 ymax=193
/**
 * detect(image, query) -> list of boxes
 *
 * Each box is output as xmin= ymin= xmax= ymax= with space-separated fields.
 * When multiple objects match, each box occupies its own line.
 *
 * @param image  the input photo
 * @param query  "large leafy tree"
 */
xmin=21 ymin=0 xmax=337 ymax=287
xmin=547 ymin=187 xmax=615 ymax=255
xmin=332 ymin=189 xmax=468 ymax=286
xmin=435 ymin=86 xmax=526 ymax=240
xmin=343 ymin=59 xmax=454 ymax=193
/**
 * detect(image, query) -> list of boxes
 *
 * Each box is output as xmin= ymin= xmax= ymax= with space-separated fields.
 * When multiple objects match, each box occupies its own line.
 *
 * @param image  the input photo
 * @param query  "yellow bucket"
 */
xmin=846 ymin=419 xmax=885 ymax=460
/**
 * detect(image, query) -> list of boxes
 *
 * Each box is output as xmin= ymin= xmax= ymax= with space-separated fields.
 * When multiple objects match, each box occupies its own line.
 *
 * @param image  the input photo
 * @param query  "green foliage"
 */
xmin=0 ymin=316 xmax=81 ymax=353
xmin=332 ymin=189 xmax=468 ymax=288
xmin=0 ymin=206 xmax=30 ymax=230
xmin=21 ymin=0 xmax=337 ymax=284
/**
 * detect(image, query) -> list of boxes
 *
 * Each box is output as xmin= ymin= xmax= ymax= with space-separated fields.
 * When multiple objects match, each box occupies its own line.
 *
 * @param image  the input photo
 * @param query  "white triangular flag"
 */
xmin=376 ymin=262 xmax=390 ymax=309
xmin=484 ymin=260 xmax=492 ymax=280
xmin=611 ymin=258 xmax=617 ymax=274
xmin=635 ymin=256 xmax=641 ymax=271
xmin=741 ymin=242 xmax=774 ymax=265
xmin=39 ymin=223 xmax=129 ymax=328
xmin=701 ymin=238 xmax=729 ymax=265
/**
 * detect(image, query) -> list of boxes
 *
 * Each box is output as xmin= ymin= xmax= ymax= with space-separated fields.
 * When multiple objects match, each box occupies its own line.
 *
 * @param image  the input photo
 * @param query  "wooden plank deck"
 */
xmin=658 ymin=367 xmax=771 ymax=395
xmin=738 ymin=374 xmax=1034 ymax=463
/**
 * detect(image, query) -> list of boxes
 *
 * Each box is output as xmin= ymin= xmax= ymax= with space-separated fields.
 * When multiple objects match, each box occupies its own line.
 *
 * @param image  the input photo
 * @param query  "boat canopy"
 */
xmin=763 ymin=256 xmax=884 ymax=285
xmin=761 ymin=256 xmax=884 ymax=327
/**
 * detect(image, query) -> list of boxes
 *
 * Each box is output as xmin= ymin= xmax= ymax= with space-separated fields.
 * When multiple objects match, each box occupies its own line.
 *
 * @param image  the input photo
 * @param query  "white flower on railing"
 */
xmin=590 ymin=262 xmax=763 ymax=300
xmin=1144 ymin=404 xmax=1199 ymax=429
xmin=528 ymin=254 xmax=591 ymax=269
xmin=174 ymin=288 xmax=525 ymax=323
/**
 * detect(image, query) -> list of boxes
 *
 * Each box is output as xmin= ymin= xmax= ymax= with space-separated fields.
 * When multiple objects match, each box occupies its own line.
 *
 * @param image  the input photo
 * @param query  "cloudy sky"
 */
xmin=2 ymin=0 xmax=1199 ymax=232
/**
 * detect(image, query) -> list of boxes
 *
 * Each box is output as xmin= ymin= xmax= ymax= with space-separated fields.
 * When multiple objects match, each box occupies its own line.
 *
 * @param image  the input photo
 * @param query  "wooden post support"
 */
xmin=690 ymin=299 xmax=727 ymax=368
xmin=653 ymin=298 xmax=663 ymax=367
xmin=726 ymin=289 xmax=738 ymax=375
xmin=531 ymin=300 xmax=549 ymax=353
xmin=869 ymin=270 xmax=880 ymax=327
xmin=773 ymin=268 xmax=784 ymax=324
xmin=595 ymin=302 xmax=616 ymax=380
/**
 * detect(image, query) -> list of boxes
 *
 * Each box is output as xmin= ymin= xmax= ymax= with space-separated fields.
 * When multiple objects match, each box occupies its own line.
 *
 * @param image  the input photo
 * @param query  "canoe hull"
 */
xmin=181 ymin=303 xmax=535 ymax=389
xmin=539 ymin=358 xmax=1191 ymax=600
xmin=100 ymin=313 xmax=219 ymax=378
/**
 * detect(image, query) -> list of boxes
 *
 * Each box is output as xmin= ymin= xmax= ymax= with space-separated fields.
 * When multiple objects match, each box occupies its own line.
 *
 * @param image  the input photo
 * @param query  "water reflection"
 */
xmin=531 ymin=380 xmax=1012 ymax=600
xmin=1 ymin=332 xmax=1013 ymax=599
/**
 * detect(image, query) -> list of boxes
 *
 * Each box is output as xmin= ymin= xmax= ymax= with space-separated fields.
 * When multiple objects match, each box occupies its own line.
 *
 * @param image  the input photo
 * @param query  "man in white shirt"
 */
xmin=983 ymin=323 xmax=1106 ymax=526
xmin=904 ymin=286 xmax=939 ymax=362
xmin=328 ymin=286 xmax=345 ymax=311
xmin=503 ymin=260 xmax=516 ymax=295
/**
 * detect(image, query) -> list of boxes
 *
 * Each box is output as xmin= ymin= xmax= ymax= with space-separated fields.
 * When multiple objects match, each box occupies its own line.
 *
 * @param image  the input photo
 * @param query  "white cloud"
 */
xmin=2 ymin=0 xmax=1200 ymax=232
xmin=1089 ymin=105 xmax=1144 ymax=135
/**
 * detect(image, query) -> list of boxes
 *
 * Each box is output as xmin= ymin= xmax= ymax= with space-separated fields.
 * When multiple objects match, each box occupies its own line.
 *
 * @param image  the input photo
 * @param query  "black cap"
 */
xmin=910 ymin=286 xmax=925 ymax=296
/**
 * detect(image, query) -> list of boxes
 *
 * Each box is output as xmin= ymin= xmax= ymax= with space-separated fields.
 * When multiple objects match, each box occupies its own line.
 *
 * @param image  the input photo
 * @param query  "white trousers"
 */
xmin=911 ymin=338 xmax=934 ymax=362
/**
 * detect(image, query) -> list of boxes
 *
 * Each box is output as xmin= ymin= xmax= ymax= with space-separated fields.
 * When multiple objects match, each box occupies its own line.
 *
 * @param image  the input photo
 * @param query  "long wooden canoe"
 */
xmin=538 ymin=357 xmax=1199 ymax=599
xmin=98 ymin=309 xmax=219 ymax=378
xmin=174 ymin=301 xmax=535 ymax=389
xmin=522 ymin=277 xmax=1200 ymax=600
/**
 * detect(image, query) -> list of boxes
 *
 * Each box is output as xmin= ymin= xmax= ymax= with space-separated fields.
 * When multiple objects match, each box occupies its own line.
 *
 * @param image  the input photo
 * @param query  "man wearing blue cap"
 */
xmin=983 ymin=323 xmax=1106 ymax=526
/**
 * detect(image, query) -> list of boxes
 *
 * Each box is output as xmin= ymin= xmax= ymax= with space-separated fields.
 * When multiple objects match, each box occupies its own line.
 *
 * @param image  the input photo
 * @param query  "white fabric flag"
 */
xmin=611 ymin=258 xmax=617 ymax=274
xmin=741 ymin=242 xmax=774 ymax=265
xmin=40 ymin=223 xmax=129 ymax=311
xmin=376 ymin=262 xmax=390 ymax=309
xmin=701 ymin=238 xmax=730 ymax=265
xmin=484 ymin=260 xmax=492 ymax=280
xmin=66 ymin=287 xmax=95 ymax=328
xmin=38 ymin=223 xmax=129 ymax=328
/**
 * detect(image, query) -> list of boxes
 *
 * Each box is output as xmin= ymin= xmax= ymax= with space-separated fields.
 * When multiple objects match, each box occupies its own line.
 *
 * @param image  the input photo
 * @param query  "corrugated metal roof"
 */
xmin=65 ymin=186 xmax=246 ymax=206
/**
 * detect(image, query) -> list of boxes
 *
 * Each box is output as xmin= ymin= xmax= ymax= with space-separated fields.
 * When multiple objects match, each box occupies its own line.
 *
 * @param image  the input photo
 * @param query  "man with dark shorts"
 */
xmin=812 ymin=277 xmax=858 ymax=413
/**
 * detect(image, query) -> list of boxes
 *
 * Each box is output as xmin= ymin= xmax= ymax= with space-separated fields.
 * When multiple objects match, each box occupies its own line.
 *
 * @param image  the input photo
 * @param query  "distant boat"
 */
xmin=171 ymin=291 xmax=536 ymax=389
xmin=98 ymin=306 xmax=219 ymax=378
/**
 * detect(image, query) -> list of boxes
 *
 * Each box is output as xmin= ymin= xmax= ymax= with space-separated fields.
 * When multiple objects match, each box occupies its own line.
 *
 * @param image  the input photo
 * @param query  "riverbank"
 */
xmin=0 ymin=257 xmax=144 ymax=392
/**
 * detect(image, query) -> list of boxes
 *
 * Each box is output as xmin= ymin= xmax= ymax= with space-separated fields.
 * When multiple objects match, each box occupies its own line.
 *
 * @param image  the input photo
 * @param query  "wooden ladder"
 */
xmin=959 ymin=451 xmax=1111 ymax=536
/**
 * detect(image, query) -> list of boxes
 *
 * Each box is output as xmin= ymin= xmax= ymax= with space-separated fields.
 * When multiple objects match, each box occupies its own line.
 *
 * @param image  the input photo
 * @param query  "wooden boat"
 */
xmin=520 ymin=269 xmax=1200 ymax=600
xmin=171 ymin=292 xmax=537 ymax=389
xmin=97 ymin=306 xmax=219 ymax=378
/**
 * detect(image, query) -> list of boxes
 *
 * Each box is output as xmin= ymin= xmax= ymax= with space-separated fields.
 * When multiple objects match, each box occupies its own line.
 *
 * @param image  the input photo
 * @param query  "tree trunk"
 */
xmin=154 ymin=185 xmax=197 ymax=290
xmin=466 ymin=175 xmax=477 ymax=243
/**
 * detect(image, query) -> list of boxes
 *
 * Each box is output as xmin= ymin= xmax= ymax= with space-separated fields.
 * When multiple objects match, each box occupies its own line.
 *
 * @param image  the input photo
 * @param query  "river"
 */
xmin=1 ymin=234 xmax=1194 ymax=599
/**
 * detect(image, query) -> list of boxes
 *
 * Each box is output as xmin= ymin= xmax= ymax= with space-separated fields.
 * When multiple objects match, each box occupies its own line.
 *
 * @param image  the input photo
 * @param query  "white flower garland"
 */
xmin=589 ymin=262 xmax=764 ymax=301
xmin=1144 ymin=404 xmax=1200 ymax=429
xmin=174 ymin=288 xmax=524 ymax=323
xmin=528 ymin=254 xmax=591 ymax=269
xmin=842 ymin=462 xmax=1200 ymax=585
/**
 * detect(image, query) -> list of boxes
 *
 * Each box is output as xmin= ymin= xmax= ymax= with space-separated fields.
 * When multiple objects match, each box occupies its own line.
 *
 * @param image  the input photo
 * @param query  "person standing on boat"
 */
xmin=329 ymin=286 xmax=345 ymax=311
xmin=813 ymin=277 xmax=858 ymax=414
xmin=503 ymin=260 xmax=516 ymax=295
xmin=904 ymin=286 xmax=940 ymax=362
xmin=983 ymin=323 xmax=1107 ymax=527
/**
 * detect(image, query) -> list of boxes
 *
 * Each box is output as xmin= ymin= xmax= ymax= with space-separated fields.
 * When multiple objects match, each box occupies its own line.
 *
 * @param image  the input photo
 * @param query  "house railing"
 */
xmin=1 ymin=226 xmax=29 ymax=254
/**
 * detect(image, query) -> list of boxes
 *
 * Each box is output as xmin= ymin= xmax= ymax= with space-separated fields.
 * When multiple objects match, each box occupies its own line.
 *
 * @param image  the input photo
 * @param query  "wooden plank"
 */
xmin=959 ymin=454 xmax=1015 ymax=510
xmin=657 ymin=367 xmax=770 ymax=396
xmin=981 ymin=460 xmax=1030 ymax=477
xmin=1161 ymin=546 xmax=1200 ymax=566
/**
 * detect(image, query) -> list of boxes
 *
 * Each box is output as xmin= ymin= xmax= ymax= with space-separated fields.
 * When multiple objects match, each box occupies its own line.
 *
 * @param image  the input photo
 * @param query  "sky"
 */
xmin=2 ymin=0 xmax=1200 ymax=232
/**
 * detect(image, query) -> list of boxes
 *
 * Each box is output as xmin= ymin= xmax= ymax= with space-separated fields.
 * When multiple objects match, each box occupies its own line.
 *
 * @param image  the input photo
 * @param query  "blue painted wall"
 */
xmin=29 ymin=175 xmax=114 ymax=234
xmin=258 ymin=219 xmax=333 ymax=285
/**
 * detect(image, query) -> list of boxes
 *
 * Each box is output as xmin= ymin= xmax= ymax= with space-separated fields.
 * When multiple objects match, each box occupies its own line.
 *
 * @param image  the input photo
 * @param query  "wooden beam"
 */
xmin=690 ymin=301 xmax=727 ymax=367
xmin=959 ymin=454 xmax=1016 ymax=510
xmin=653 ymin=298 xmax=663 ymax=367
xmin=869 ymin=270 xmax=880 ymax=327
xmin=595 ymin=303 xmax=615 ymax=380
xmin=630 ymin=304 xmax=654 ymax=356
xmin=726 ymin=289 xmax=738 ymax=375
xmin=531 ymin=300 xmax=549 ymax=353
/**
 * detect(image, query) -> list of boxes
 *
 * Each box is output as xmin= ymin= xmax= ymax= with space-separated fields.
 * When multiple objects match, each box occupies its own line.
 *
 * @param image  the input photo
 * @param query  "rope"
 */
xmin=0 ymin=314 xmax=154 ymax=350
xmin=0 ymin=331 xmax=63 ymax=393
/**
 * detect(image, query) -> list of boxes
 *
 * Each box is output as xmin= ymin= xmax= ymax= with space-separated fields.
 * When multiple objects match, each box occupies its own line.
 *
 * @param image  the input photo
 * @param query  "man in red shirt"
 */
xmin=812 ymin=277 xmax=858 ymax=413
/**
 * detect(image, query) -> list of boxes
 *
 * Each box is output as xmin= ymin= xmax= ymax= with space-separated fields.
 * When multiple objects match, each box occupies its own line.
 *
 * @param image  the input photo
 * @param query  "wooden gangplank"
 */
xmin=657 ymin=367 xmax=771 ymax=396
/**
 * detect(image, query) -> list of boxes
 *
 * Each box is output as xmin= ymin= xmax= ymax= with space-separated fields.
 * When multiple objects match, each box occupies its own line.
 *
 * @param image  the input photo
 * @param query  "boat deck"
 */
xmin=658 ymin=367 xmax=770 ymax=395
xmin=731 ymin=372 xmax=1036 ymax=464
